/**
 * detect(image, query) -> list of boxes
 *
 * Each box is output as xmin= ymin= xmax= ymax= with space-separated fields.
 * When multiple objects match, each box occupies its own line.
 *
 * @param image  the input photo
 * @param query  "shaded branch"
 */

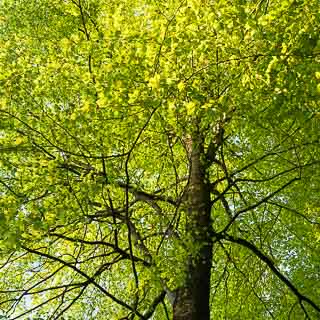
xmin=21 ymin=245 xmax=147 ymax=319
xmin=223 ymin=234 xmax=320 ymax=314
xmin=268 ymin=201 xmax=320 ymax=225
xmin=143 ymin=291 xmax=166 ymax=319
xmin=48 ymin=232 xmax=151 ymax=267
xmin=220 ymin=177 xmax=299 ymax=233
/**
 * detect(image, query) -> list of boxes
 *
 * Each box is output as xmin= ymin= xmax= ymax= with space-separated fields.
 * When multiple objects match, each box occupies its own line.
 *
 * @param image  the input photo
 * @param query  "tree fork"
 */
xmin=173 ymin=128 xmax=213 ymax=320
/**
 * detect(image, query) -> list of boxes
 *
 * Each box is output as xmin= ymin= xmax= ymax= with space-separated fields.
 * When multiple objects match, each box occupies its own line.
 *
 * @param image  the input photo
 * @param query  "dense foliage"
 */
xmin=0 ymin=0 xmax=319 ymax=319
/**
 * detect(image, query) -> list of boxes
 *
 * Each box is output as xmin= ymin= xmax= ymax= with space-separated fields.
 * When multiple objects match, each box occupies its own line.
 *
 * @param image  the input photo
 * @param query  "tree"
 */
xmin=0 ymin=0 xmax=319 ymax=319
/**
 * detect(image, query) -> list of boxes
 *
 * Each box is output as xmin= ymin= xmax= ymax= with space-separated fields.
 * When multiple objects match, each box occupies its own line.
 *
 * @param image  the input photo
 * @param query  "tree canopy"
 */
xmin=0 ymin=0 xmax=319 ymax=319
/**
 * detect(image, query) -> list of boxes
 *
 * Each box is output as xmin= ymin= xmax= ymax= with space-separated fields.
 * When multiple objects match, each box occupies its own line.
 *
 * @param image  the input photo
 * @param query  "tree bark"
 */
xmin=173 ymin=129 xmax=213 ymax=320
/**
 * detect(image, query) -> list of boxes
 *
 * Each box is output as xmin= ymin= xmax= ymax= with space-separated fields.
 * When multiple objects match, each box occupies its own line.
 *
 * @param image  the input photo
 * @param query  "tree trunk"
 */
xmin=173 ymin=130 xmax=213 ymax=320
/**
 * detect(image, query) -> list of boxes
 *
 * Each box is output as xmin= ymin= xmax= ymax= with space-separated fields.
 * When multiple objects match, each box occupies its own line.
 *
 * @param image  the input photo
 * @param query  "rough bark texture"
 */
xmin=173 ymin=130 xmax=213 ymax=320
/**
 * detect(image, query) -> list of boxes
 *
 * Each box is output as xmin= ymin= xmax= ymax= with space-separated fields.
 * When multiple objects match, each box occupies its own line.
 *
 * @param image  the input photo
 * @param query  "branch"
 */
xmin=209 ymin=141 xmax=319 ymax=191
xmin=49 ymin=232 xmax=151 ymax=267
xmin=223 ymin=234 xmax=320 ymax=314
xmin=21 ymin=245 xmax=147 ymax=319
xmin=118 ymin=182 xmax=177 ymax=206
xmin=221 ymin=177 xmax=299 ymax=233
xmin=0 ymin=179 xmax=24 ymax=198
xmin=0 ymin=109 xmax=129 ymax=160
xmin=10 ymin=286 xmax=78 ymax=320
xmin=268 ymin=201 xmax=320 ymax=225
xmin=50 ymin=284 xmax=88 ymax=320
xmin=124 ymin=107 xmax=159 ymax=310
xmin=143 ymin=291 xmax=166 ymax=319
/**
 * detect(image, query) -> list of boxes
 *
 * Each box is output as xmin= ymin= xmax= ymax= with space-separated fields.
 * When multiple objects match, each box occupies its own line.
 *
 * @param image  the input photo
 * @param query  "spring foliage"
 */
xmin=0 ymin=0 xmax=319 ymax=319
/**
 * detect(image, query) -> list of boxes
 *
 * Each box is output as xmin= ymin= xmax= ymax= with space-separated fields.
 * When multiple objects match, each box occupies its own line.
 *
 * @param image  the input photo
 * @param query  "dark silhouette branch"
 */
xmin=223 ymin=234 xmax=320 ymax=314
xmin=220 ymin=177 xmax=299 ymax=233
xmin=143 ymin=291 xmax=166 ymax=319
xmin=21 ymin=245 xmax=147 ymax=319
xmin=48 ymin=232 xmax=151 ymax=267
xmin=268 ymin=201 xmax=320 ymax=225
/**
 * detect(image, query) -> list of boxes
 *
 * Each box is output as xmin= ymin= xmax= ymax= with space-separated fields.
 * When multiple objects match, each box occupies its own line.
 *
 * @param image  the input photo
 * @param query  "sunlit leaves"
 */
xmin=0 ymin=0 xmax=319 ymax=319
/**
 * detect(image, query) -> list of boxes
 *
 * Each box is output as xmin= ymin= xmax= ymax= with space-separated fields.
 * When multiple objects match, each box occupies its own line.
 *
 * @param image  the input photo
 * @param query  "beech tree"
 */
xmin=0 ymin=0 xmax=319 ymax=319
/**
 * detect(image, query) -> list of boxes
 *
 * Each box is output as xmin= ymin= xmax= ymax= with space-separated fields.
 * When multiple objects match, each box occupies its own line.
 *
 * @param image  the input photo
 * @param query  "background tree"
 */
xmin=0 ymin=0 xmax=319 ymax=319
